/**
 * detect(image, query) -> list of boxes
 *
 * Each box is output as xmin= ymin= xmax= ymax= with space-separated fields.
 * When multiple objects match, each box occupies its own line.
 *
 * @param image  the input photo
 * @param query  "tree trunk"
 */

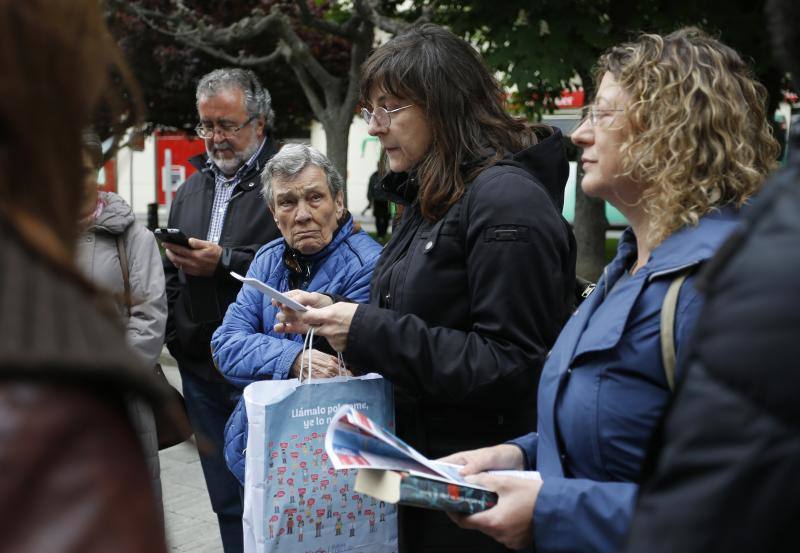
xmin=321 ymin=116 xmax=352 ymax=207
xmin=573 ymin=168 xmax=608 ymax=281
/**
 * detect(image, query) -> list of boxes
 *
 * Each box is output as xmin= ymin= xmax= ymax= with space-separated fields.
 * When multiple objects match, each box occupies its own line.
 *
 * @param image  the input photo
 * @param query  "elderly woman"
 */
xmin=441 ymin=28 xmax=780 ymax=553
xmin=275 ymin=24 xmax=576 ymax=553
xmin=77 ymin=131 xmax=168 ymax=511
xmin=211 ymin=143 xmax=382 ymax=484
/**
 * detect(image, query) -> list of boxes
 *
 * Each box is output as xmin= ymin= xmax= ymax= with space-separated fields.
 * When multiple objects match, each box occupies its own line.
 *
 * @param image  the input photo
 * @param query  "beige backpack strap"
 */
xmin=660 ymin=272 xmax=690 ymax=392
xmin=115 ymin=234 xmax=133 ymax=316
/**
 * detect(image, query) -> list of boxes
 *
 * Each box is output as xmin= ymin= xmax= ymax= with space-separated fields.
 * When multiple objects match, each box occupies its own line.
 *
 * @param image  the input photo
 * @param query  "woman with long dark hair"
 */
xmin=276 ymin=23 xmax=576 ymax=552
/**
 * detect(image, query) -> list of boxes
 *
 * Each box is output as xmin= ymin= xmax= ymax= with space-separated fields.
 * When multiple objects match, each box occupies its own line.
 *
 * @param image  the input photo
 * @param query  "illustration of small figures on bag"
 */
xmin=280 ymin=442 xmax=288 ymax=464
xmin=277 ymin=466 xmax=287 ymax=485
xmin=340 ymin=487 xmax=347 ymax=507
xmin=379 ymin=501 xmax=386 ymax=522
xmin=355 ymin=495 xmax=363 ymax=515
xmin=368 ymin=510 xmax=376 ymax=533
xmin=273 ymin=490 xmax=285 ymax=513
xmin=299 ymin=487 xmax=307 ymax=506
xmin=288 ymin=478 xmax=296 ymax=503
xmin=315 ymin=515 xmax=324 ymax=537
xmin=335 ymin=514 xmax=343 ymax=536
xmin=268 ymin=515 xmax=278 ymax=538
xmin=324 ymin=494 xmax=333 ymax=518
xmin=347 ymin=512 xmax=356 ymax=537
xmin=297 ymin=515 xmax=304 ymax=542
xmin=286 ymin=511 xmax=294 ymax=535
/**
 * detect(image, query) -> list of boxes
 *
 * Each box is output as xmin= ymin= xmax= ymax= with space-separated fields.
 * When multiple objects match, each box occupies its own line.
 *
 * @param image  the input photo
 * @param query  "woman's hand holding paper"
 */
xmin=274 ymin=292 xmax=358 ymax=352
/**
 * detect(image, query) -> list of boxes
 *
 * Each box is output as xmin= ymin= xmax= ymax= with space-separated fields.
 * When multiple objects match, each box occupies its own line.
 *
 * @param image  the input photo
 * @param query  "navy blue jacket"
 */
xmin=511 ymin=208 xmax=742 ymax=553
xmin=211 ymin=216 xmax=381 ymax=483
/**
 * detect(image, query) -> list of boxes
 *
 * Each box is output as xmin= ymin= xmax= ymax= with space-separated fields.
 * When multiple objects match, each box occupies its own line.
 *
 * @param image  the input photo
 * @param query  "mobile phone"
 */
xmin=154 ymin=227 xmax=191 ymax=248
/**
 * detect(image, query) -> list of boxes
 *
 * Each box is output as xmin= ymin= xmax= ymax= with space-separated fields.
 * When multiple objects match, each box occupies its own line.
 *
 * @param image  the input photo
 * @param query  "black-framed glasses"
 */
xmin=195 ymin=114 xmax=257 ymax=139
xmin=361 ymin=105 xmax=414 ymax=130
xmin=581 ymin=105 xmax=625 ymax=127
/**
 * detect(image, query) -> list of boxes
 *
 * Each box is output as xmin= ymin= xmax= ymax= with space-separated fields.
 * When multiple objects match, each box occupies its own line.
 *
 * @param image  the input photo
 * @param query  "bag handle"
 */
xmin=115 ymin=234 xmax=133 ymax=316
xmin=660 ymin=271 xmax=690 ymax=392
xmin=299 ymin=327 xmax=347 ymax=384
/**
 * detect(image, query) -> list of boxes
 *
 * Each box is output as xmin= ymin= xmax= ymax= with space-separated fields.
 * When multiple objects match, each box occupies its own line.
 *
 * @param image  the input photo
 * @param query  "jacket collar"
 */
xmin=563 ymin=206 xmax=743 ymax=361
xmin=380 ymin=169 xmax=418 ymax=206
xmin=610 ymin=205 xmax=743 ymax=283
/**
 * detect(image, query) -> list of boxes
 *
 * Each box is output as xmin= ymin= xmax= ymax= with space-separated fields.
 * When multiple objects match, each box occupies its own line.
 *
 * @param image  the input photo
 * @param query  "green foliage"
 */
xmin=106 ymin=0 xmax=354 ymax=138
xmin=431 ymin=0 xmax=782 ymax=117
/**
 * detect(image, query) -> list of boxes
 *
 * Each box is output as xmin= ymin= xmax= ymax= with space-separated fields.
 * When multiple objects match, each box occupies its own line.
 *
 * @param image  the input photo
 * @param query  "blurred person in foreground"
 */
xmin=276 ymin=23 xmax=577 ymax=552
xmin=77 ymin=131 xmax=168 ymax=511
xmin=624 ymin=3 xmax=800 ymax=552
xmin=162 ymin=67 xmax=281 ymax=553
xmin=0 ymin=0 xmax=168 ymax=551
xmin=211 ymin=143 xmax=381 ymax=485
xmin=442 ymin=28 xmax=779 ymax=553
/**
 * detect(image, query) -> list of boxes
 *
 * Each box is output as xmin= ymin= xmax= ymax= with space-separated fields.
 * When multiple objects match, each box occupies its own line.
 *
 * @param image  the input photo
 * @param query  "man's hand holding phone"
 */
xmin=161 ymin=232 xmax=223 ymax=277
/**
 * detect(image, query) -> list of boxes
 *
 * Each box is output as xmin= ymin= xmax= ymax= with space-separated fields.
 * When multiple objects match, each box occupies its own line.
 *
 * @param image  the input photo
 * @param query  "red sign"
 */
xmin=99 ymin=159 xmax=117 ymax=194
xmin=155 ymin=131 xmax=206 ymax=205
xmin=554 ymin=89 xmax=585 ymax=110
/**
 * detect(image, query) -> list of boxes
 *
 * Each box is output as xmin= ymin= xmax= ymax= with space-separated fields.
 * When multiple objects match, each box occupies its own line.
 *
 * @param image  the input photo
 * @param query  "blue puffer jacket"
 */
xmin=510 ymin=207 xmax=742 ymax=553
xmin=211 ymin=216 xmax=381 ymax=483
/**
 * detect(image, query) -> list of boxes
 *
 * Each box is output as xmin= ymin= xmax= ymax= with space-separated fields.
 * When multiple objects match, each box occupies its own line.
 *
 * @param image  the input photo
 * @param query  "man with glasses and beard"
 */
xmin=162 ymin=68 xmax=280 ymax=553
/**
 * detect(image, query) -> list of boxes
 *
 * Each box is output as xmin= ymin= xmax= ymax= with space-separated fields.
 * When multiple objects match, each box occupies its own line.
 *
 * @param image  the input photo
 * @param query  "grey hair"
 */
xmin=261 ymin=143 xmax=344 ymax=207
xmin=196 ymin=68 xmax=275 ymax=130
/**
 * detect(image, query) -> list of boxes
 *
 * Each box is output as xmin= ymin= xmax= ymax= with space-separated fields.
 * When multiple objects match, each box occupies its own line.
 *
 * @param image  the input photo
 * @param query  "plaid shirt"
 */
xmin=205 ymin=139 xmax=266 ymax=243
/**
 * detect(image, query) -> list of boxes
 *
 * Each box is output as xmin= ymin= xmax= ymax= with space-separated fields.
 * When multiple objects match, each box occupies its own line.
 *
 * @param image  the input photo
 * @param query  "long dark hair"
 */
xmin=360 ymin=23 xmax=536 ymax=221
xmin=0 ymin=0 xmax=142 ymax=285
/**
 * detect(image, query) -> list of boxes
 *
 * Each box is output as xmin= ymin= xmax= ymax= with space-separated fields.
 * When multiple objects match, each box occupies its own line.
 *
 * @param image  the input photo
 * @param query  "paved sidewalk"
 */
xmin=159 ymin=350 xmax=224 ymax=552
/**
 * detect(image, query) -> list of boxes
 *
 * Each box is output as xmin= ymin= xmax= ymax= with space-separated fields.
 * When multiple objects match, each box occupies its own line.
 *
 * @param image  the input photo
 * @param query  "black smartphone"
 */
xmin=154 ymin=228 xmax=191 ymax=248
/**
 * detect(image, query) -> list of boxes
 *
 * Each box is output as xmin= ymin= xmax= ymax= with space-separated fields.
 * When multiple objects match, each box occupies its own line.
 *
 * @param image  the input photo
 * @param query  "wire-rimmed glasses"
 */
xmin=361 ymin=105 xmax=414 ymax=130
xmin=580 ymin=105 xmax=625 ymax=127
xmin=195 ymin=114 xmax=257 ymax=139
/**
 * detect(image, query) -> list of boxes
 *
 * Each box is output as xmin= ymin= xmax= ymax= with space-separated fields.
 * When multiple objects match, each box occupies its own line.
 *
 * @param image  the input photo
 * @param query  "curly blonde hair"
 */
xmin=597 ymin=27 xmax=780 ymax=246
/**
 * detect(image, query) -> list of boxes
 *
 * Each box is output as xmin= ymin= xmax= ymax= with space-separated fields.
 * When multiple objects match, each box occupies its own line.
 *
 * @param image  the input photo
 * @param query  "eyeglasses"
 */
xmin=361 ymin=105 xmax=414 ymax=130
xmin=195 ymin=114 xmax=257 ymax=139
xmin=581 ymin=105 xmax=625 ymax=127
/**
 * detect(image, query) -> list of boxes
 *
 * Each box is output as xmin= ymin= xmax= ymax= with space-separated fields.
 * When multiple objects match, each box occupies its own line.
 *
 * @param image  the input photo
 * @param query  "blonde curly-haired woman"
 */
xmin=443 ymin=27 xmax=779 ymax=553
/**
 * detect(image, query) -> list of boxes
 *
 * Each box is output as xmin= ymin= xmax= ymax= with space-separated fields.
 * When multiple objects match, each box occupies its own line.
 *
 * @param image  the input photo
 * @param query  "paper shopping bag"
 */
xmin=242 ymin=334 xmax=397 ymax=553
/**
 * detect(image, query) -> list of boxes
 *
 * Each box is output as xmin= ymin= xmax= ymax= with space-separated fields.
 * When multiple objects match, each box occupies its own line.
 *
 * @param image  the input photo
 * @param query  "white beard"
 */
xmin=207 ymin=137 xmax=261 ymax=176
